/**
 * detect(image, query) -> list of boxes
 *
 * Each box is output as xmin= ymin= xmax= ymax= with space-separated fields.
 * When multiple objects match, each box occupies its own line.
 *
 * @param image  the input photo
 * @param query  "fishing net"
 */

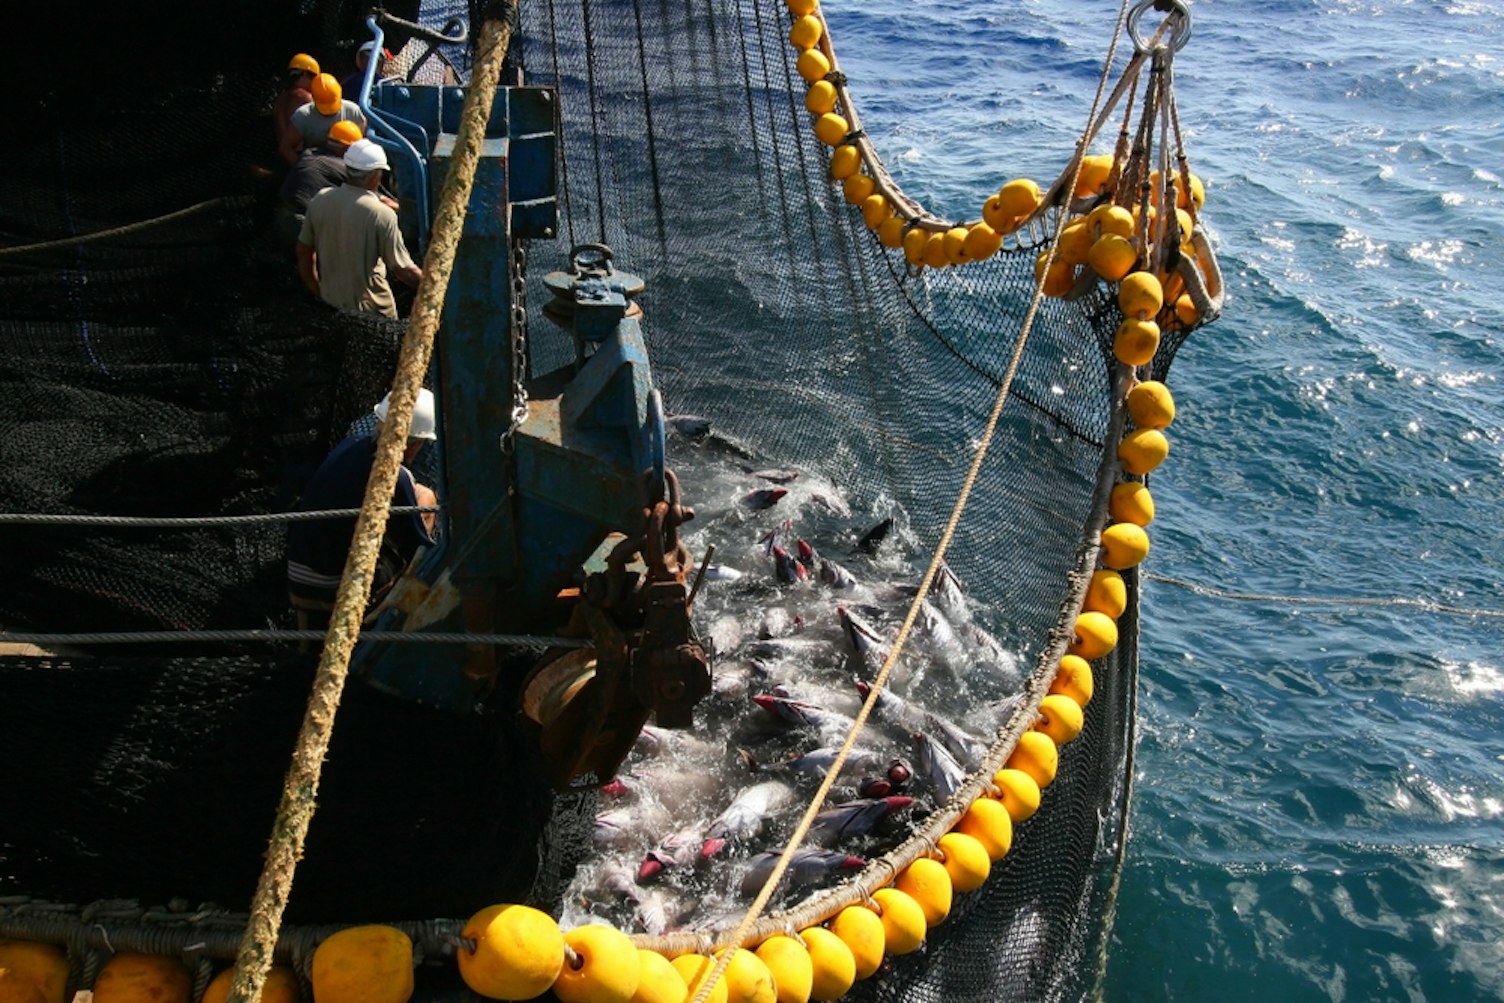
xmin=0 ymin=0 xmax=1211 ymax=999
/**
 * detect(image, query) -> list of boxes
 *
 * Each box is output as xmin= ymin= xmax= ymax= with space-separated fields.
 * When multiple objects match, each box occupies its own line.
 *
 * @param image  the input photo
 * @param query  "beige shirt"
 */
xmin=299 ymin=184 xmax=415 ymax=317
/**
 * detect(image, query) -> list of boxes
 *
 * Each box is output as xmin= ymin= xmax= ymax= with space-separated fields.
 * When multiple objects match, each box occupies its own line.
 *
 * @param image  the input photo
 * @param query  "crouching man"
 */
xmin=287 ymin=388 xmax=439 ymax=630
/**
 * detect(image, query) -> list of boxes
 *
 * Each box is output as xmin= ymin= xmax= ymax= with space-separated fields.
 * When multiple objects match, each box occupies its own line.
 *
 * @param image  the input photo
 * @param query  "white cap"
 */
xmin=374 ymin=388 xmax=438 ymax=440
xmin=344 ymin=138 xmax=389 ymax=172
xmin=358 ymin=40 xmax=376 ymax=55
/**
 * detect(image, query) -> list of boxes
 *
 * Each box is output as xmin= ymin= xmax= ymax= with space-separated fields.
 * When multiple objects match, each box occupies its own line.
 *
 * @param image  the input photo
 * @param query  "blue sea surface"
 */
xmin=825 ymin=1 xmax=1504 ymax=998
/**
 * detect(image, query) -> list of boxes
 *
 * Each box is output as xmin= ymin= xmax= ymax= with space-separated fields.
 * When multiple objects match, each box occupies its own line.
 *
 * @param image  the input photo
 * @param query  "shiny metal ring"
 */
xmin=1126 ymin=0 xmax=1193 ymax=53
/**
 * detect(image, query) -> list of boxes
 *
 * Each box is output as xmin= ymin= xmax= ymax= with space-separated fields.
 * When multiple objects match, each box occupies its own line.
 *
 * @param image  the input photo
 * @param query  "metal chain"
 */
xmin=505 ymin=238 xmax=531 ymax=445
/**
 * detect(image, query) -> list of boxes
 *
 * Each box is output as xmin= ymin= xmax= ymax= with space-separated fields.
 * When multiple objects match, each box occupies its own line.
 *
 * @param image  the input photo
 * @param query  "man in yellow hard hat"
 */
xmin=273 ymin=53 xmax=320 ymax=147
xmin=273 ymin=119 xmax=364 ymax=248
xmin=280 ymin=73 xmax=368 ymax=165
xmin=297 ymin=139 xmax=422 ymax=316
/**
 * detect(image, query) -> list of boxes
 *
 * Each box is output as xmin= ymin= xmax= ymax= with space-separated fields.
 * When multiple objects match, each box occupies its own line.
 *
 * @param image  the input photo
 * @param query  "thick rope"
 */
xmin=0 ymin=196 xmax=248 ymax=257
xmin=682 ymin=4 xmax=1136 ymax=998
xmin=0 ymin=507 xmax=436 ymax=528
xmin=0 ymin=629 xmax=587 ymax=648
xmin=222 ymin=9 xmax=515 ymax=1002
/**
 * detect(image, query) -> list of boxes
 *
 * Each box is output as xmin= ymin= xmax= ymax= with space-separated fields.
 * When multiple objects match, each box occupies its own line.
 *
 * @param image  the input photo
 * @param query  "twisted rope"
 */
xmin=0 ymin=629 xmax=587 ymax=648
xmin=0 ymin=507 xmax=437 ymax=528
xmin=0 ymin=197 xmax=249 ymax=257
xmin=222 ymin=9 xmax=516 ymax=1002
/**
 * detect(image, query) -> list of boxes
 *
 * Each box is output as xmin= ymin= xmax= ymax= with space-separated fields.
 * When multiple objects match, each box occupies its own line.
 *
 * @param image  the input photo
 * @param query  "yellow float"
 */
xmin=752 ymin=936 xmax=811 ymax=1003
xmin=799 ymin=927 xmax=856 ymax=1002
xmin=1035 ymin=693 xmax=1085 ymax=745
xmin=895 ymin=857 xmax=953 ymax=927
xmin=457 ymin=904 xmax=563 ymax=1001
xmin=992 ymin=767 xmax=1042 ymax=822
xmin=1100 ymin=522 xmax=1151 ymax=570
xmin=1050 ymin=653 xmax=1095 ymax=707
xmin=554 ymin=926 xmax=640 ymax=1003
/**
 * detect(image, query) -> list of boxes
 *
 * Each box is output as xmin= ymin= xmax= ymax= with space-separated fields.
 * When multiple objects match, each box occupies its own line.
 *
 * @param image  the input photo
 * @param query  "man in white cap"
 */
xmin=286 ymin=388 xmax=439 ymax=628
xmin=341 ymin=40 xmax=394 ymax=97
xmin=297 ymin=138 xmax=422 ymax=316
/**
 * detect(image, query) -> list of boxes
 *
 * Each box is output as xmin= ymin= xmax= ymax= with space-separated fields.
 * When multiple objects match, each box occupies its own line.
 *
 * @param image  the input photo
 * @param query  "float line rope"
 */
xmin=682 ymin=4 xmax=1136 ymax=996
xmin=0 ymin=630 xmax=587 ymax=648
xmin=0 ymin=196 xmax=249 ymax=257
xmin=1144 ymin=573 xmax=1504 ymax=619
xmin=223 ymin=9 xmax=515 ymax=1002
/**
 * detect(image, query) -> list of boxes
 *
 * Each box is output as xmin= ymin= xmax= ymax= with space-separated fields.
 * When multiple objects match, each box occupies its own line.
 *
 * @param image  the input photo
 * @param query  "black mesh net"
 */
xmin=0 ymin=0 xmax=1196 ymax=998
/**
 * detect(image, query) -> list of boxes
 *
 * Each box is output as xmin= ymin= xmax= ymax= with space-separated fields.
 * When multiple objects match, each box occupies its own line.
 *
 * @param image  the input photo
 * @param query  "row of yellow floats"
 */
xmin=0 ymin=2 xmax=1189 ymax=1000
xmin=790 ymin=0 xmax=1212 ymax=341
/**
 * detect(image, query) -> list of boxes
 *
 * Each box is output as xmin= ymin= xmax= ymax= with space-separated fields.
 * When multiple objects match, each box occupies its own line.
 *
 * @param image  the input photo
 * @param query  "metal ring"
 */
xmin=647 ymin=388 xmax=667 ymax=495
xmin=1126 ymin=0 xmax=1193 ymax=54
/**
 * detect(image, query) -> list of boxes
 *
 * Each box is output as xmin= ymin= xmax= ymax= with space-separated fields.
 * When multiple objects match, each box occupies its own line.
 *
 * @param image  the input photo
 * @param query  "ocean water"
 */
xmin=825 ymin=1 xmax=1504 ymax=999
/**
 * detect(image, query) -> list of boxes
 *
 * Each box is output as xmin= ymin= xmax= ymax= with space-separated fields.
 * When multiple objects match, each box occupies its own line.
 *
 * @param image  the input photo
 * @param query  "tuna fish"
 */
xmin=741 ymin=488 xmax=789 ymax=510
xmin=839 ymin=606 xmax=891 ymax=677
xmin=932 ymin=559 xmax=969 ymax=623
xmin=598 ymin=862 xmax=686 ymax=935
xmin=700 ymin=563 xmax=744 ymax=582
xmin=739 ymin=849 xmax=866 ymax=896
xmin=752 ymin=694 xmax=857 ymax=736
xmin=960 ymin=622 xmax=1024 ymax=679
xmin=857 ymin=517 xmax=894 ymax=554
xmin=594 ymin=800 xmax=672 ymax=850
xmin=911 ymin=731 xmax=968 ymax=802
xmin=667 ymin=414 xmax=712 ymax=440
xmin=807 ymin=796 xmax=915 ymax=846
xmin=771 ymin=544 xmax=808 ymax=585
xmin=748 ymin=746 xmax=912 ymax=788
xmin=743 ymin=466 xmax=800 ymax=484
xmin=818 ymin=557 xmax=858 ymax=589
xmin=639 ymin=826 xmax=704 ymax=881
xmin=857 ymin=680 xmax=986 ymax=766
xmin=700 ymin=780 xmax=800 ymax=858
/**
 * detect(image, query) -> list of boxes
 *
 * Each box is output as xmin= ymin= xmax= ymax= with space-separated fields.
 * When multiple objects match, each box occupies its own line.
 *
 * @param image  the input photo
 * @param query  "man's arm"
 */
xmin=296 ymin=242 xmax=320 ymax=297
xmin=393 ymin=263 xmax=423 ymax=289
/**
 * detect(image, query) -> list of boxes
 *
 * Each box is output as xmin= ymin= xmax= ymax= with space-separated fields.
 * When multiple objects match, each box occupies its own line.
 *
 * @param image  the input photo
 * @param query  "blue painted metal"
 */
xmin=357 ymin=17 xmax=433 ymax=250
xmin=356 ymin=83 xmax=649 ymax=715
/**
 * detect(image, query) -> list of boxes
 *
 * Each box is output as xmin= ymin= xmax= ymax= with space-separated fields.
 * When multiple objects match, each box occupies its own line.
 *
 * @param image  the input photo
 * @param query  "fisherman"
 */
xmin=286 ymin=389 xmax=439 ymax=629
xmin=273 ymin=119 xmax=362 ymax=248
xmin=340 ymin=40 xmax=395 ymax=98
xmin=280 ymin=73 xmax=368 ymax=166
xmin=297 ymin=139 xmax=423 ymax=316
xmin=273 ymin=53 xmax=321 ymax=147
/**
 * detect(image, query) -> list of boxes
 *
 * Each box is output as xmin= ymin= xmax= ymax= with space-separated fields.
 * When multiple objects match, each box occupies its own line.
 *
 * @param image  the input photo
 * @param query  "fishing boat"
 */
xmin=0 ymin=0 xmax=1221 ymax=1000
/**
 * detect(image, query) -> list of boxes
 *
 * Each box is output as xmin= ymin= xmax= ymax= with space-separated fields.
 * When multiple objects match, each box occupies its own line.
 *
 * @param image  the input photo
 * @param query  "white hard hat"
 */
xmin=344 ymin=138 xmax=389 ymax=172
xmin=374 ymin=388 xmax=438 ymax=440
xmin=357 ymin=40 xmax=376 ymax=55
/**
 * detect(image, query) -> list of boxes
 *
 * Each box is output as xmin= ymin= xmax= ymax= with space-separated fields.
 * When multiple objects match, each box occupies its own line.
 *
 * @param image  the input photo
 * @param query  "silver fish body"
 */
xmin=739 ymin=848 xmax=866 ymax=896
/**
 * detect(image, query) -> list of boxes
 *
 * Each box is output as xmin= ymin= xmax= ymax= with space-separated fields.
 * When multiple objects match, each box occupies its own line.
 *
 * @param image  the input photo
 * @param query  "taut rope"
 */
xmin=221 ymin=6 xmax=517 ymax=1001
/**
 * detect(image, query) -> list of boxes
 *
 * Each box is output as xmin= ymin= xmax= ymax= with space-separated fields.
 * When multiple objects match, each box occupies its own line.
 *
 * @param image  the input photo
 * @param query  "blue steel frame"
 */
xmin=353 ymin=83 xmax=662 ymax=714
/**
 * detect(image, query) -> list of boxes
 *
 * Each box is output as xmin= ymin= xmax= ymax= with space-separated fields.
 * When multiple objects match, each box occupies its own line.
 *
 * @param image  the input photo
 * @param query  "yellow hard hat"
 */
xmin=287 ymin=53 xmax=319 ymax=75
xmin=326 ymin=120 xmax=363 ymax=146
xmin=311 ymin=73 xmax=342 ymax=114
